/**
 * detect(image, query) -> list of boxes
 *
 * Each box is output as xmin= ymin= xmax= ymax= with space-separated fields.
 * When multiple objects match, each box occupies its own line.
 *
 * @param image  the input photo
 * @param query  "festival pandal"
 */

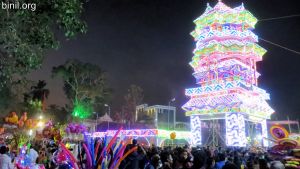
xmin=0 ymin=1 xmax=299 ymax=169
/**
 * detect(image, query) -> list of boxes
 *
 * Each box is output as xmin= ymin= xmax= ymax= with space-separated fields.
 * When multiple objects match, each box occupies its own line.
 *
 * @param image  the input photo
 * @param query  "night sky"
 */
xmin=28 ymin=0 xmax=300 ymax=121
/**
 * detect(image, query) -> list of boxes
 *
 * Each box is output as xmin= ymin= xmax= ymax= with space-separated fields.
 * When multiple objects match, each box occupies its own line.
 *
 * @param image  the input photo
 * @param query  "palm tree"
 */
xmin=30 ymin=80 xmax=50 ymax=112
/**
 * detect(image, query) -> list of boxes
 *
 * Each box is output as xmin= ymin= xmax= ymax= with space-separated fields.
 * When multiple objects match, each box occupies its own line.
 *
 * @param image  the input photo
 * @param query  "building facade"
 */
xmin=136 ymin=104 xmax=176 ymax=130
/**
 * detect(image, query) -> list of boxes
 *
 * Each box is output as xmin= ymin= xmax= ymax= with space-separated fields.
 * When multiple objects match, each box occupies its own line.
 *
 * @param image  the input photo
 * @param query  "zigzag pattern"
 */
xmin=193 ymin=43 xmax=266 ymax=57
xmin=185 ymin=81 xmax=247 ymax=96
xmin=192 ymin=64 xmax=259 ymax=82
xmin=189 ymin=52 xmax=263 ymax=69
xmin=196 ymin=30 xmax=258 ymax=43
xmin=183 ymin=94 xmax=242 ymax=110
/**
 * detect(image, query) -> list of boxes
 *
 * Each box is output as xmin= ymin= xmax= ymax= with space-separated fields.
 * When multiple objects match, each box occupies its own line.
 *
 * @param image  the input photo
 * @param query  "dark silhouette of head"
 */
xmin=259 ymin=159 xmax=268 ymax=169
xmin=0 ymin=146 xmax=8 ymax=154
xmin=222 ymin=162 xmax=239 ymax=169
xmin=132 ymin=139 xmax=137 ymax=145
xmin=151 ymin=154 xmax=161 ymax=167
xmin=218 ymin=153 xmax=226 ymax=161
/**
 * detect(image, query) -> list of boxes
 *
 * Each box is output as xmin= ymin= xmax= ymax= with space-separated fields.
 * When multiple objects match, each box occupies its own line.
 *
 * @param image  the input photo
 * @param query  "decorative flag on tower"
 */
xmin=182 ymin=1 xmax=274 ymax=147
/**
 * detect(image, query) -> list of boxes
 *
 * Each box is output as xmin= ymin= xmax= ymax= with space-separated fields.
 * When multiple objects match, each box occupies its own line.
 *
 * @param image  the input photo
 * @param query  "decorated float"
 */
xmin=269 ymin=125 xmax=300 ymax=168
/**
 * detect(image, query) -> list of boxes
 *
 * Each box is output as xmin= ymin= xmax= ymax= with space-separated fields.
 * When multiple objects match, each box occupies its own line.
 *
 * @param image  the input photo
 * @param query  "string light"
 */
xmin=93 ymin=129 xmax=191 ymax=140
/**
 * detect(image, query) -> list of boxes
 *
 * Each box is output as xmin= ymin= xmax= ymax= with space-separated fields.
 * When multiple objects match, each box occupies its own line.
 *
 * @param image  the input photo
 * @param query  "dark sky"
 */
xmin=29 ymin=0 xmax=300 ymax=121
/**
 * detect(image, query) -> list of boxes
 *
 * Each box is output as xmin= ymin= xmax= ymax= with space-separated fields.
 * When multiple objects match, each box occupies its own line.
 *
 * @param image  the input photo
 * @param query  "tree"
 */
xmin=21 ymin=80 xmax=50 ymax=115
xmin=0 ymin=78 xmax=33 ymax=114
xmin=0 ymin=86 xmax=13 ymax=116
xmin=93 ymin=96 xmax=112 ymax=118
xmin=113 ymin=112 xmax=122 ymax=123
xmin=123 ymin=85 xmax=144 ymax=123
xmin=46 ymin=104 xmax=69 ymax=124
xmin=30 ymin=80 xmax=50 ymax=112
xmin=0 ymin=0 xmax=87 ymax=87
xmin=52 ymin=59 xmax=111 ymax=119
xmin=10 ymin=78 xmax=34 ymax=103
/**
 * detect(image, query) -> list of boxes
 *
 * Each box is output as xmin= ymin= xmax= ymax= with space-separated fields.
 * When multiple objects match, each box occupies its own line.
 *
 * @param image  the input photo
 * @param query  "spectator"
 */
xmin=145 ymin=154 xmax=161 ymax=169
xmin=175 ymin=148 xmax=193 ymax=169
xmin=258 ymin=158 xmax=269 ymax=169
xmin=28 ymin=144 xmax=39 ymax=164
xmin=222 ymin=162 xmax=239 ymax=169
xmin=123 ymin=139 xmax=145 ymax=169
xmin=0 ymin=145 xmax=14 ymax=169
xmin=233 ymin=151 xmax=242 ymax=169
xmin=161 ymin=151 xmax=173 ymax=169
xmin=215 ymin=153 xmax=226 ymax=169
xmin=205 ymin=157 xmax=216 ymax=169
xmin=269 ymin=161 xmax=284 ymax=169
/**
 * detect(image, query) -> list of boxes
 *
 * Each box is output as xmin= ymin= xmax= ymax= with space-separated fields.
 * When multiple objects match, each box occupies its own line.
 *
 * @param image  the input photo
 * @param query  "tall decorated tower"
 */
xmin=182 ymin=1 xmax=274 ymax=147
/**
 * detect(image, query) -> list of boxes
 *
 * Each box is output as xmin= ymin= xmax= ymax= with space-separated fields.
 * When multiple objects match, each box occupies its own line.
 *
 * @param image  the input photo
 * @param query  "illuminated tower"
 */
xmin=182 ymin=1 xmax=274 ymax=147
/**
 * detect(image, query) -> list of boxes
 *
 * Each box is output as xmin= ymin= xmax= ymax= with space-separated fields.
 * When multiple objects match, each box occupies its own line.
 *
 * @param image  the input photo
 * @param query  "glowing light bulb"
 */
xmin=29 ymin=129 xmax=33 ymax=136
xmin=37 ymin=121 xmax=44 ymax=127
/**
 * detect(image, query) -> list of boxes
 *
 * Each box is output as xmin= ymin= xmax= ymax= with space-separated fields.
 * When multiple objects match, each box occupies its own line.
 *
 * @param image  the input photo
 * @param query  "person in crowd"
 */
xmin=233 ymin=151 xmax=242 ymax=169
xmin=122 ymin=139 xmax=146 ymax=169
xmin=258 ymin=158 xmax=269 ymax=169
xmin=205 ymin=157 xmax=216 ymax=169
xmin=28 ymin=144 xmax=39 ymax=164
xmin=38 ymin=147 xmax=49 ymax=167
xmin=191 ymin=148 xmax=206 ymax=169
xmin=174 ymin=148 xmax=193 ymax=169
xmin=160 ymin=151 xmax=173 ymax=169
xmin=222 ymin=162 xmax=239 ymax=169
xmin=253 ymin=157 xmax=260 ymax=169
xmin=215 ymin=153 xmax=226 ymax=169
xmin=246 ymin=159 xmax=255 ymax=169
xmin=269 ymin=161 xmax=284 ymax=169
xmin=0 ymin=145 xmax=14 ymax=169
xmin=145 ymin=154 xmax=161 ymax=169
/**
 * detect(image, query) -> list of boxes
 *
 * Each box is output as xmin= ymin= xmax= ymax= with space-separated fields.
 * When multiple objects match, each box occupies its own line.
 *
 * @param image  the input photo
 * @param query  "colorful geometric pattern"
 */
xmin=183 ymin=1 xmax=274 ymax=146
xmin=270 ymin=125 xmax=289 ymax=140
xmin=92 ymin=129 xmax=191 ymax=140
xmin=183 ymin=1 xmax=273 ymax=119
xmin=191 ymin=3 xmax=257 ymax=33
xmin=190 ymin=116 xmax=202 ymax=145
xmin=93 ymin=129 xmax=158 ymax=137
xmin=225 ymin=113 xmax=246 ymax=147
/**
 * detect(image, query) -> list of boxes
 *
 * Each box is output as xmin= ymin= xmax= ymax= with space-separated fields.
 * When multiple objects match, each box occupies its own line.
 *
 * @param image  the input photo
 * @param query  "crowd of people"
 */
xmin=0 ymin=142 xmax=53 ymax=169
xmin=120 ymin=139 xmax=287 ymax=169
xmin=0 ymin=138 xmax=293 ymax=169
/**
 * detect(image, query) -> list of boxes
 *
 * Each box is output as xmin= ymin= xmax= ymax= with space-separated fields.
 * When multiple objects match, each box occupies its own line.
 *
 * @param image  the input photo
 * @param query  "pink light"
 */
xmin=93 ymin=129 xmax=159 ymax=137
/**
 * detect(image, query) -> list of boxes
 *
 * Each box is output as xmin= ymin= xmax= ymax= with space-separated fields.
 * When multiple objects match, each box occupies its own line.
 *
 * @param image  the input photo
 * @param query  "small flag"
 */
xmin=171 ymin=98 xmax=176 ymax=102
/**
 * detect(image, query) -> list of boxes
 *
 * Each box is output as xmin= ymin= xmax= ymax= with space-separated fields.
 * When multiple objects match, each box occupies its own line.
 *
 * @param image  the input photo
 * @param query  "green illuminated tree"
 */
xmin=0 ymin=0 xmax=87 ymax=87
xmin=52 ymin=59 xmax=111 ymax=119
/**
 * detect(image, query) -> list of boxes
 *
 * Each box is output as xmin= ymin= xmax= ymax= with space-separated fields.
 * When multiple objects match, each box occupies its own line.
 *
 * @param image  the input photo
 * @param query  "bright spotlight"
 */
xmin=37 ymin=121 xmax=44 ymax=127
xmin=29 ymin=130 xmax=33 ymax=136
